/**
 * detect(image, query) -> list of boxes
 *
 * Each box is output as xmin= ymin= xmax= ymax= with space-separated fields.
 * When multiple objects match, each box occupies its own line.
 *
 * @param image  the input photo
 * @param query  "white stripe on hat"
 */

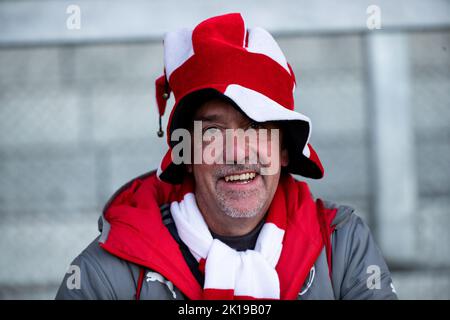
xmin=247 ymin=27 xmax=290 ymax=74
xmin=223 ymin=84 xmax=313 ymax=159
xmin=224 ymin=84 xmax=310 ymax=123
xmin=164 ymin=18 xmax=292 ymax=80
xmin=164 ymin=28 xmax=194 ymax=79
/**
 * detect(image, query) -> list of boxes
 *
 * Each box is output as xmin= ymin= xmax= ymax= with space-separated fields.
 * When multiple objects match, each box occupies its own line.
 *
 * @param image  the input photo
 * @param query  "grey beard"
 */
xmin=215 ymin=188 xmax=266 ymax=219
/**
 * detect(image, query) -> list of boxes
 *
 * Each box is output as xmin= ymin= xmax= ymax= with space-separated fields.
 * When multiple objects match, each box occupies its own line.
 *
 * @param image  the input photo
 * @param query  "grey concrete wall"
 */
xmin=0 ymin=30 xmax=449 ymax=299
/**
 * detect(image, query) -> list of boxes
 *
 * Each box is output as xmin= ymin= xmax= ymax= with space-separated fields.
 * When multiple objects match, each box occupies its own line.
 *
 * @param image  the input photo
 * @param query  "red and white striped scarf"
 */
xmin=171 ymin=190 xmax=285 ymax=299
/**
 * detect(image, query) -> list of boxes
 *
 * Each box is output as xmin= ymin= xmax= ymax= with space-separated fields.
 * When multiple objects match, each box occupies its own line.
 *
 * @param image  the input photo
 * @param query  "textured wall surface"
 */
xmin=0 ymin=28 xmax=449 ymax=299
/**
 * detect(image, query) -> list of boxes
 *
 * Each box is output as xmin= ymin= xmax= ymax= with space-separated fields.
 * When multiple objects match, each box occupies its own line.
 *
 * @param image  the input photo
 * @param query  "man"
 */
xmin=56 ymin=13 xmax=397 ymax=300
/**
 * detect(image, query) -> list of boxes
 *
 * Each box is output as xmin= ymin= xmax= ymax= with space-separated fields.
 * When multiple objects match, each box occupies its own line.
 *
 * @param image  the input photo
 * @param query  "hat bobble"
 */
xmin=155 ymin=74 xmax=171 ymax=137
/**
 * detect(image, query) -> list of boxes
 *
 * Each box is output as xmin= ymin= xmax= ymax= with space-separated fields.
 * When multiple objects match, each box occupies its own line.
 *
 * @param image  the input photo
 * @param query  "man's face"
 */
xmin=187 ymin=98 xmax=289 ymax=220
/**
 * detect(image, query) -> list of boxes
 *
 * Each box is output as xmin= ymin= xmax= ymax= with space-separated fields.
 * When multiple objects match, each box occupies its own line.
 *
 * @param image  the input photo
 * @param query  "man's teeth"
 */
xmin=224 ymin=172 xmax=256 ymax=182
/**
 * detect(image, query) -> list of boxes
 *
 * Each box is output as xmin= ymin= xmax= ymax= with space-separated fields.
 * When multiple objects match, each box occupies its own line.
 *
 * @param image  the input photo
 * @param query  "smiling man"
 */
xmin=184 ymin=94 xmax=289 ymax=236
xmin=56 ymin=13 xmax=397 ymax=300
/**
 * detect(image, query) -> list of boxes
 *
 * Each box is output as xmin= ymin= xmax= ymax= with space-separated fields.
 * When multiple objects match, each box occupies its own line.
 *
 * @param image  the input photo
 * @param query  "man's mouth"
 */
xmin=223 ymin=172 xmax=257 ymax=184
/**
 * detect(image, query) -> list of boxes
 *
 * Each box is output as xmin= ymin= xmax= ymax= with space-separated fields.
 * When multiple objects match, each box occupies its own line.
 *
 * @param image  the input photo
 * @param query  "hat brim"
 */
xmin=157 ymin=84 xmax=324 ymax=184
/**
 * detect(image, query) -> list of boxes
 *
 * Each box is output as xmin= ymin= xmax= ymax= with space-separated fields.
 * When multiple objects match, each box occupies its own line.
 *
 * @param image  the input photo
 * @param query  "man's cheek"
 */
xmin=260 ymin=153 xmax=280 ymax=176
xmin=197 ymin=165 xmax=217 ymax=184
xmin=258 ymin=131 xmax=281 ymax=176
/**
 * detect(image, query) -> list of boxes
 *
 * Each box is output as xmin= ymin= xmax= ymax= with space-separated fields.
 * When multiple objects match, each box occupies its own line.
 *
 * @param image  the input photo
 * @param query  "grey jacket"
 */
xmin=56 ymin=174 xmax=398 ymax=300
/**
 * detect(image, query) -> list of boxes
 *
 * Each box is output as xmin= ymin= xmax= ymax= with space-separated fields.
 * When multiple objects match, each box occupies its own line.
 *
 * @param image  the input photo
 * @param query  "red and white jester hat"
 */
xmin=155 ymin=13 xmax=324 ymax=184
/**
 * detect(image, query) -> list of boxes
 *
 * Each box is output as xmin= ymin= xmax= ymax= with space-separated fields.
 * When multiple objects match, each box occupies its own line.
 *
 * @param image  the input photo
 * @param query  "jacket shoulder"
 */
xmin=320 ymin=199 xmax=355 ymax=229
xmin=325 ymin=205 xmax=398 ymax=300
xmin=57 ymin=231 xmax=184 ymax=299
xmin=55 ymin=237 xmax=138 ymax=299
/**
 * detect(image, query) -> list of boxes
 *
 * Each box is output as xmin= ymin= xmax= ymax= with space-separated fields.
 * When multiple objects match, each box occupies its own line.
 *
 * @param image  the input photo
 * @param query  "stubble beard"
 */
xmin=215 ymin=188 xmax=266 ymax=219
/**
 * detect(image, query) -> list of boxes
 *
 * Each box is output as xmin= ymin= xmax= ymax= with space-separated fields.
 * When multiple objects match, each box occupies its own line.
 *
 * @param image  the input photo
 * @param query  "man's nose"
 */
xmin=223 ymin=130 xmax=254 ymax=164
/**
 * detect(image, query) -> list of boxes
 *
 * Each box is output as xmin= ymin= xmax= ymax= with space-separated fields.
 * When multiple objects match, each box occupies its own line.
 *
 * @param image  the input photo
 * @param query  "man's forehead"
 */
xmin=187 ymin=95 xmax=283 ymax=131
xmin=193 ymin=98 xmax=249 ymax=122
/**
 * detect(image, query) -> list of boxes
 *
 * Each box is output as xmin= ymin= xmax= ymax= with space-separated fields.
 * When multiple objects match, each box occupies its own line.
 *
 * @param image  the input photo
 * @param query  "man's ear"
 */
xmin=280 ymin=148 xmax=289 ymax=167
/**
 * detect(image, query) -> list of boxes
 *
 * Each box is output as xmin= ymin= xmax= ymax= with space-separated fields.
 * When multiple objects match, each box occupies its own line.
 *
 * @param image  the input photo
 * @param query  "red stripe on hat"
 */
xmin=169 ymin=48 xmax=294 ymax=112
xmin=193 ymin=13 xmax=246 ymax=49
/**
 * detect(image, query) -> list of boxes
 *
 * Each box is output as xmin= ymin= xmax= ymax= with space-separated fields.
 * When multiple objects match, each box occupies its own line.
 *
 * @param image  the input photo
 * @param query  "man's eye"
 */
xmin=203 ymin=127 xmax=220 ymax=134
